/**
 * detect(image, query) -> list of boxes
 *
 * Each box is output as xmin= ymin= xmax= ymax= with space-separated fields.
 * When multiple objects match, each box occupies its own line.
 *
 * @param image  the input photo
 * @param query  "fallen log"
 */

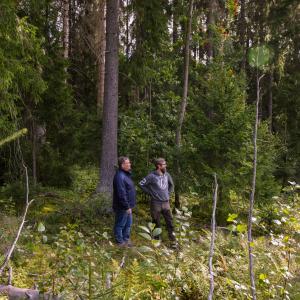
xmin=0 ymin=284 xmax=60 ymax=299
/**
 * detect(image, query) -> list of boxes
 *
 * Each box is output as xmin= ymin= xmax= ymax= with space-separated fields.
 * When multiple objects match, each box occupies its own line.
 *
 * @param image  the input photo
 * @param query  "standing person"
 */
xmin=113 ymin=156 xmax=136 ymax=247
xmin=139 ymin=158 xmax=176 ymax=244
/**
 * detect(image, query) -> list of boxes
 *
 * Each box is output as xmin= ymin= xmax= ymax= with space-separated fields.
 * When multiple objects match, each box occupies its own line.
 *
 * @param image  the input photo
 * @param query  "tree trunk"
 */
xmin=207 ymin=0 xmax=216 ymax=61
xmin=247 ymin=73 xmax=264 ymax=300
xmin=239 ymin=0 xmax=246 ymax=71
xmin=62 ymin=0 xmax=70 ymax=59
xmin=172 ymin=0 xmax=178 ymax=44
xmin=96 ymin=0 xmax=119 ymax=194
xmin=32 ymin=120 xmax=37 ymax=187
xmin=96 ymin=0 xmax=106 ymax=115
xmin=268 ymin=69 xmax=273 ymax=133
xmin=174 ymin=0 xmax=193 ymax=209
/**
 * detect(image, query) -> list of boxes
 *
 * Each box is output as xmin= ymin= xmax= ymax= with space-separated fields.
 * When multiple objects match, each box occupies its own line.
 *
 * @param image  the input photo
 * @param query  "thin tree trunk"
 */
xmin=208 ymin=174 xmax=218 ymax=300
xmin=97 ymin=0 xmax=106 ymax=115
xmin=207 ymin=0 xmax=216 ymax=61
xmin=248 ymin=73 xmax=264 ymax=300
xmin=174 ymin=0 xmax=193 ymax=209
xmin=32 ymin=120 xmax=37 ymax=187
xmin=172 ymin=0 xmax=178 ymax=44
xmin=96 ymin=0 xmax=119 ymax=194
xmin=63 ymin=0 xmax=70 ymax=59
xmin=268 ymin=69 xmax=273 ymax=133
xmin=125 ymin=0 xmax=130 ymax=58
xmin=239 ymin=0 xmax=246 ymax=71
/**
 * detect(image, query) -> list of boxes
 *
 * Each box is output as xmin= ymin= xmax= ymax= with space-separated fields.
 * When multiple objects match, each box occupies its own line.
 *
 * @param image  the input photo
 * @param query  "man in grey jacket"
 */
xmin=139 ymin=158 xmax=176 ymax=242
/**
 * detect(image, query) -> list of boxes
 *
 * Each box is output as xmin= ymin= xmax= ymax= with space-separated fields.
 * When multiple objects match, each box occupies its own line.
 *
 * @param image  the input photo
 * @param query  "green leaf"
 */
xmin=227 ymin=213 xmax=238 ymax=222
xmin=138 ymin=246 xmax=153 ymax=253
xmin=148 ymin=222 xmax=156 ymax=231
xmin=138 ymin=225 xmax=151 ymax=233
xmin=138 ymin=232 xmax=152 ymax=241
xmin=42 ymin=235 xmax=48 ymax=243
xmin=37 ymin=222 xmax=45 ymax=232
xmin=236 ymin=224 xmax=247 ymax=233
xmin=153 ymin=227 xmax=162 ymax=237
xmin=259 ymin=273 xmax=267 ymax=280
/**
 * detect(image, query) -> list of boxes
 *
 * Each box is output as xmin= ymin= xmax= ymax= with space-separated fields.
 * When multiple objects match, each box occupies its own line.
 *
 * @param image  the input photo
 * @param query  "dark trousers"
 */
xmin=114 ymin=210 xmax=132 ymax=244
xmin=150 ymin=200 xmax=175 ymax=241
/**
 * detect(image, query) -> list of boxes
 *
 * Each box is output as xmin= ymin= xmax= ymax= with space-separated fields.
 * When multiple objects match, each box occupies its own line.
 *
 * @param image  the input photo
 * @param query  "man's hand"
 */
xmin=126 ymin=208 xmax=132 ymax=214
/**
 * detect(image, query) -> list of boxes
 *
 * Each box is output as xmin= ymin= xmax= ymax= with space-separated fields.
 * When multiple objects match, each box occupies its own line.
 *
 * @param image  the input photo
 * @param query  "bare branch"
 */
xmin=0 ymin=164 xmax=34 ymax=276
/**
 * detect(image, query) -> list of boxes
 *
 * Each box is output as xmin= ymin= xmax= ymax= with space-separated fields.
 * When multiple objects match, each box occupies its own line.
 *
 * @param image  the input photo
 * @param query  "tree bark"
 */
xmin=172 ymin=0 xmax=179 ymax=44
xmin=32 ymin=120 xmax=37 ymax=187
xmin=96 ymin=0 xmax=119 ymax=194
xmin=96 ymin=0 xmax=106 ymax=115
xmin=239 ymin=0 xmax=247 ymax=71
xmin=62 ymin=0 xmax=70 ymax=59
xmin=247 ymin=73 xmax=264 ymax=300
xmin=207 ymin=0 xmax=217 ymax=61
xmin=268 ymin=69 xmax=273 ymax=133
xmin=174 ymin=0 xmax=193 ymax=209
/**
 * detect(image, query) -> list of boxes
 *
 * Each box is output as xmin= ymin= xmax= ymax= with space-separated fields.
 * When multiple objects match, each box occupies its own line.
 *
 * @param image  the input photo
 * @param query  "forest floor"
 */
xmin=1 ymin=183 xmax=300 ymax=299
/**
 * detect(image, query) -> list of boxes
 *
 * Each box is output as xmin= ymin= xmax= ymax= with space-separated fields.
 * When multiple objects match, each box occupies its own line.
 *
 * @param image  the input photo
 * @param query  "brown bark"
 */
xmin=96 ymin=0 xmax=119 ymax=194
xmin=207 ymin=0 xmax=217 ymax=61
xmin=96 ymin=0 xmax=106 ymax=115
xmin=174 ymin=0 xmax=194 ymax=209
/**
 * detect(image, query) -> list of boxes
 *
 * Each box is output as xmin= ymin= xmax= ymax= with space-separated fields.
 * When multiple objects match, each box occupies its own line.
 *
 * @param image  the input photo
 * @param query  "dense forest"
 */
xmin=0 ymin=0 xmax=299 ymax=299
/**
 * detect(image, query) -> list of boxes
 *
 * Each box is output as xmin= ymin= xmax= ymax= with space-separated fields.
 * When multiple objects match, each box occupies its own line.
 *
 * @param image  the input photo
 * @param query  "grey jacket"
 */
xmin=139 ymin=171 xmax=174 ymax=202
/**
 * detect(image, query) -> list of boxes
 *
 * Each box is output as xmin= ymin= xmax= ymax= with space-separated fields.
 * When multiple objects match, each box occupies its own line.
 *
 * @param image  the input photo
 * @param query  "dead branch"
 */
xmin=0 ymin=164 xmax=34 ymax=276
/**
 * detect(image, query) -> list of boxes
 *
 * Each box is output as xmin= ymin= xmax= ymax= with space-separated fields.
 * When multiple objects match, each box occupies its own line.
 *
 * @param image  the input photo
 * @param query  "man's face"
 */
xmin=158 ymin=161 xmax=167 ymax=173
xmin=121 ymin=159 xmax=131 ymax=172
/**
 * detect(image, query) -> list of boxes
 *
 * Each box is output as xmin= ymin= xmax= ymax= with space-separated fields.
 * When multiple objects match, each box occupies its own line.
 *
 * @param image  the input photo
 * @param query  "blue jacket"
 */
xmin=113 ymin=169 xmax=136 ymax=211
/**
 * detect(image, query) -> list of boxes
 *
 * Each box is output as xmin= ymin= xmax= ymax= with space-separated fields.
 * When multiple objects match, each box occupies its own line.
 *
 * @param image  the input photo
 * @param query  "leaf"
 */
xmin=259 ymin=273 xmax=267 ymax=280
xmin=138 ymin=232 xmax=152 ymax=241
xmin=42 ymin=235 xmax=48 ymax=243
xmin=148 ymin=222 xmax=156 ymax=231
xmin=153 ymin=227 xmax=162 ymax=237
xmin=227 ymin=213 xmax=238 ymax=222
xmin=138 ymin=246 xmax=153 ymax=253
xmin=138 ymin=225 xmax=151 ymax=233
xmin=37 ymin=222 xmax=45 ymax=232
xmin=236 ymin=224 xmax=247 ymax=233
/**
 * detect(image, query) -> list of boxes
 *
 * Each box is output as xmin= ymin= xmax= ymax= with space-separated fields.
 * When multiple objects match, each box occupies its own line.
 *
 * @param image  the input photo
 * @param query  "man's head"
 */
xmin=118 ymin=156 xmax=131 ymax=172
xmin=154 ymin=158 xmax=167 ymax=173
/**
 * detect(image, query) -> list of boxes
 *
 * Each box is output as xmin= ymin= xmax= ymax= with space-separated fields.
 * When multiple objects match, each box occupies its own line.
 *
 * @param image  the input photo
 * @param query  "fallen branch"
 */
xmin=208 ymin=173 xmax=218 ymax=300
xmin=0 ymin=164 xmax=34 ymax=276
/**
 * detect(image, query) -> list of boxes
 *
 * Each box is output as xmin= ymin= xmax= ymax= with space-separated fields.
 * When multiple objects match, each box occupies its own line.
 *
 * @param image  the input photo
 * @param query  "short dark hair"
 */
xmin=153 ymin=158 xmax=166 ymax=169
xmin=118 ymin=156 xmax=129 ymax=168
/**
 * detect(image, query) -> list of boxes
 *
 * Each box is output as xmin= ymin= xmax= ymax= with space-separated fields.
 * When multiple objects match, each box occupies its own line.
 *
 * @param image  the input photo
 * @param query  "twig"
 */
xmin=0 ymin=164 xmax=34 ymax=276
xmin=208 ymin=173 xmax=218 ymax=300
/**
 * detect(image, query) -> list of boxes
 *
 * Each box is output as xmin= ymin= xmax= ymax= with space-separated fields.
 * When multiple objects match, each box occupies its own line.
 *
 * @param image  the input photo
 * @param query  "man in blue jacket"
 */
xmin=113 ymin=156 xmax=136 ymax=246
